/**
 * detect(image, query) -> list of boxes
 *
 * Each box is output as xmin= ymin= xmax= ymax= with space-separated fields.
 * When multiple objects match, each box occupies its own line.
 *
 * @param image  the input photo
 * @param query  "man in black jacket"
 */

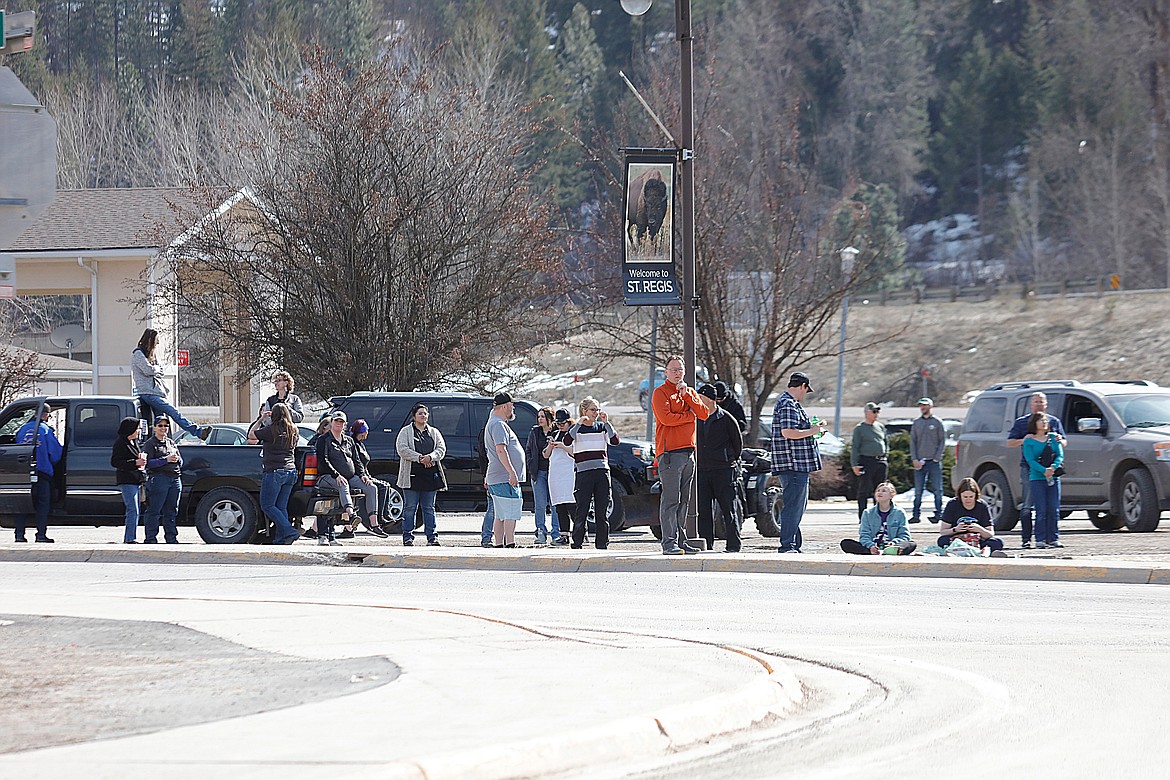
xmin=696 ymin=384 xmax=744 ymax=552
xmin=315 ymin=411 xmax=377 ymax=544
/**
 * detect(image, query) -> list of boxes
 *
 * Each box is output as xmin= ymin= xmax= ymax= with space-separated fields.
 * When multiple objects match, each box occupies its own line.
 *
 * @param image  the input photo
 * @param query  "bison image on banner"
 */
xmin=622 ymin=151 xmax=680 ymax=306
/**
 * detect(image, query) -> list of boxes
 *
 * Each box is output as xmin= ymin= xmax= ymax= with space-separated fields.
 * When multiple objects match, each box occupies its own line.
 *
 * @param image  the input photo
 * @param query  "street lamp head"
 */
xmin=839 ymin=245 xmax=860 ymax=275
xmin=621 ymin=0 xmax=654 ymax=15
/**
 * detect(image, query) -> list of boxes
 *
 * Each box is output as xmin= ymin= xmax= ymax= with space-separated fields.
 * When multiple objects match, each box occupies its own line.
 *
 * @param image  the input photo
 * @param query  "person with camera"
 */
xmin=1022 ymin=412 xmax=1065 ymax=549
xmin=840 ymin=482 xmax=917 ymax=555
xmin=563 ymin=397 xmax=620 ymax=550
xmin=937 ymin=477 xmax=1006 ymax=556
xmin=141 ymin=417 xmax=183 ymax=544
xmin=112 ymin=417 xmax=147 ymax=544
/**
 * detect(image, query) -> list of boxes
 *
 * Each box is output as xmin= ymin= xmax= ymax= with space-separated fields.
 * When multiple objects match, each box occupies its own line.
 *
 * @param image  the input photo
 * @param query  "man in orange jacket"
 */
xmin=652 ymin=355 xmax=710 ymax=555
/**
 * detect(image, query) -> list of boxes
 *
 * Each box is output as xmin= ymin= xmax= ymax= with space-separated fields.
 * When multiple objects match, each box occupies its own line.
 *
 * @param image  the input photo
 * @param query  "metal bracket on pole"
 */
xmin=680 ymin=148 xmax=695 ymax=161
xmin=618 ymin=69 xmax=677 ymax=149
xmin=690 ymin=295 xmax=700 ymax=310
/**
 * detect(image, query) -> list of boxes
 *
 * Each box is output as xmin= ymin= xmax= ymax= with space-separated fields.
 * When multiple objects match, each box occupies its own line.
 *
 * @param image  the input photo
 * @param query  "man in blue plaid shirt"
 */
xmin=770 ymin=372 xmax=829 ymax=553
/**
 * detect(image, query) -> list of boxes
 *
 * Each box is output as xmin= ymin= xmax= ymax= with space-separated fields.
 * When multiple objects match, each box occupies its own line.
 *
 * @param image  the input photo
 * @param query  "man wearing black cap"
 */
xmin=850 ymin=402 xmax=888 ymax=518
xmin=696 ymin=384 xmax=743 ymax=552
xmin=769 ymin=372 xmax=828 ymax=553
xmin=713 ymin=381 xmax=748 ymax=435
xmin=14 ymin=403 xmax=63 ymax=543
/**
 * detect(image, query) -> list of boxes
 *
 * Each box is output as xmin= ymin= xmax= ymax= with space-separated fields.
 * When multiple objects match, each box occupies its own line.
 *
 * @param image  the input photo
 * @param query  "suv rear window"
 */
xmin=965 ymin=397 xmax=1007 ymax=433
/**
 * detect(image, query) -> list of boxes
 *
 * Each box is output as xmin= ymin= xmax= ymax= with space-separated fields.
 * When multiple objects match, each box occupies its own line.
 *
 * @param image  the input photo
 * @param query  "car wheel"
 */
xmin=194 ymin=487 xmax=259 ymax=544
xmin=978 ymin=469 xmax=1018 ymax=532
xmin=639 ymin=390 xmax=649 ymax=412
xmin=1119 ymin=468 xmax=1160 ymax=532
xmin=754 ymin=488 xmax=781 ymax=538
xmin=1088 ymin=510 xmax=1125 ymax=531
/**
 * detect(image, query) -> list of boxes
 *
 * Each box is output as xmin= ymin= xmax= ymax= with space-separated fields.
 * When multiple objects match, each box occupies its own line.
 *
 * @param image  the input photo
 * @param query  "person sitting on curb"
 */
xmin=938 ymin=477 xmax=1007 ymax=557
xmin=840 ymin=482 xmax=917 ymax=555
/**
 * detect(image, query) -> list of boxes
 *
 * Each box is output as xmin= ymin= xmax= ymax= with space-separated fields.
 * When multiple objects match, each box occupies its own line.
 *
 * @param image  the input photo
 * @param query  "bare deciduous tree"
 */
xmin=151 ymin=49 xmax=560 ymax=399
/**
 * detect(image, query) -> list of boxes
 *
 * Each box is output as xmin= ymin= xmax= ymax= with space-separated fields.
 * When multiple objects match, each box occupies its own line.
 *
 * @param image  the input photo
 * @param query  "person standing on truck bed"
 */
xmin=140 ymin=417 xmax=182 ymax=544
xmin=131 ymin=329 xmax=211 ymax=441
xmin=314 ymin=411 xmax=377 ymax=545
xmin=112 ymin=417 xmax=147 ymax=544
xmin=258 ymin=371 xmax=304 ymax=426
xmin=14 ymin=404 xmax=63 ymax=543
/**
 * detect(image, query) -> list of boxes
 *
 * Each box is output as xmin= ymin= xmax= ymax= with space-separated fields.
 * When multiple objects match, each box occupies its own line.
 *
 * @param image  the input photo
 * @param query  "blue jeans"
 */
xmin=481 ymin=490 xmax=495 ymax=544
xmin=138 ymin=394 xmax=202 ymax=437
xmin=1018 ymin=461 xmax=1034 ymax=543
xmin=912 ymin=460 xmax=944 ymax=520
xmin=143 ymin=474 xmax=181 ymax=542
xmin=16 ymin=473 xmax=52 ymax=539
xmin=1031 ymin=478 xmax=1061 ymax=545
xmin=120 ymin=484 xmax=141 ymax=543
xmin=260 ymin=468 xmax=299 ymax=542
xmin=777 ymin=471 xmax=809 ymax=552
xmin=532 ymin=470 xmax=551 ymax=540
xmin=402 ymin=489 xmax=438 ymax=542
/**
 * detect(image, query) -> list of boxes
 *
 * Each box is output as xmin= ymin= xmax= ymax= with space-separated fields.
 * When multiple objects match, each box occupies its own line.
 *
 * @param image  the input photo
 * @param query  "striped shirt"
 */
xmin=564 ymin=421 xmax=619 ymax=472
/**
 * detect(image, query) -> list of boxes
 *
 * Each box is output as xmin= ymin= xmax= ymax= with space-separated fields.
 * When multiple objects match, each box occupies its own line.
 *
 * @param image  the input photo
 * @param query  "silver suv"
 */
xmin=954 ymin=380 xmax=1170 ymax=532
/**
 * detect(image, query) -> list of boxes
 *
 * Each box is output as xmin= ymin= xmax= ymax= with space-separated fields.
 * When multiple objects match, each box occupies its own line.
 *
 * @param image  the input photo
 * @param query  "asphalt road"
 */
xmin=2 ymin=562 xmax=1167 ymax=778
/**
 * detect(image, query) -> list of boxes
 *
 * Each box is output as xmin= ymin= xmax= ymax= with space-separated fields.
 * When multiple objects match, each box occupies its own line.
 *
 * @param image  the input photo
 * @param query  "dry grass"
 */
xmin=524 ymin=291 xmax=1170 ymax=415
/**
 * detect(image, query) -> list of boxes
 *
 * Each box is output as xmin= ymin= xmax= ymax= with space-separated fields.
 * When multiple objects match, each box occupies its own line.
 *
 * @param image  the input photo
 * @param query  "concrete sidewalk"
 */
xmin=0 ymin=590 xmax=800 ymax=780
xmin=2 ymin=542 xmax=1170 ymax=585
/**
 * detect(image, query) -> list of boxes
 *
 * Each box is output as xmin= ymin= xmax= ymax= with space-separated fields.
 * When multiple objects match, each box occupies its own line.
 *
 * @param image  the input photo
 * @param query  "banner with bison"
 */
xmin=622 ymin=151 xmax=680 ymax=306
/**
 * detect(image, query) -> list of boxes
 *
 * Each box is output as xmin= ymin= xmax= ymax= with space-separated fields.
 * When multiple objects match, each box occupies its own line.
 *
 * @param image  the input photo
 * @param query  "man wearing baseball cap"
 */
xmin=769 ymin=372 xmax=828 ymax=553
xmin=850 ymin=402 xmax=888 ymax=518
xmin=910 ymin=397 xmax=946 ymax=523
xmin=696 ymin=383 xmax=743 ymax=553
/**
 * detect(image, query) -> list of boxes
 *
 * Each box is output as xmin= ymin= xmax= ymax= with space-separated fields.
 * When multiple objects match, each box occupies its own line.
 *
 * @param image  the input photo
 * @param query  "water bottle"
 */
xmin=810 ymin=416 xmax=825 ymax=439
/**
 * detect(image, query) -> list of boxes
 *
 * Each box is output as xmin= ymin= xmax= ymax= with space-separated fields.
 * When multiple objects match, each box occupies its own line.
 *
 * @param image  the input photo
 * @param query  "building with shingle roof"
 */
xmin=2 ymin=187 xmax=263 ymax=421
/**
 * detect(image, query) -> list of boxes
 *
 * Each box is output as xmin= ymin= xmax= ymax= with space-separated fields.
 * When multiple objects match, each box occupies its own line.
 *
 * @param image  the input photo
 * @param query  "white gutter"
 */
xmin=77 ymin=256 xmax=98 ymax=392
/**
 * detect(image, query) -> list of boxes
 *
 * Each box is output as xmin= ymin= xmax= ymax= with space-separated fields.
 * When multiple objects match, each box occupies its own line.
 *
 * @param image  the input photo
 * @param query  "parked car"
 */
xmin=175 ymin=422 xmax=309 ymax=447
xmin=326 ymin=392 xmax=659 ymax=531
xmin=754 ymin=420 xmax=845 ymax=458
xmin=954 ymin=379 xmax=1170 ymax=532
xmin=0 ymin=396 xmax=314 ymax=544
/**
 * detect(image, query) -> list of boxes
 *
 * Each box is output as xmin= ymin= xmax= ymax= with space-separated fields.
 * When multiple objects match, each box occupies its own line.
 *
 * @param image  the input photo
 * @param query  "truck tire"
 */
xmin=1088 ymin=510 xmax=1125 ymax=531
xmin=978 ymin=469 xmax=1018 ymax=532
xmin=195 ymin=487 xmax=259 ymax=544
xmin=1119 ymin=468 xmax=1161 ymax=532
xmin=639 ymin=389 xmax=649 ymax=412
xmin=755 ymin=490 xmax=781 ymax=538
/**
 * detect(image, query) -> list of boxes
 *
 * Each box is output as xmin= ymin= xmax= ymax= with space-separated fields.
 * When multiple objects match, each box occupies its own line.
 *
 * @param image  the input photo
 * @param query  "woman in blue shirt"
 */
xmin=1022 ymin=412 xmax=1065 ymax=549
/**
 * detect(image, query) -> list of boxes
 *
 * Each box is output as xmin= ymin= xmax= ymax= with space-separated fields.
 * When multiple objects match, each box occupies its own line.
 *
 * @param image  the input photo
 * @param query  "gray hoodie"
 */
xmin=131 ymin=348 xmax=167 ymax=398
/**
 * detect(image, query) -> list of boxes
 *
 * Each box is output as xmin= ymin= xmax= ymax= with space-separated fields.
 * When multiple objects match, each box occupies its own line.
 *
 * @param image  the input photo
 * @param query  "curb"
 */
xmin=350 ymin=647 xmax=801 ymax=780
xmin=2 ymin=545 xmax=1168 ymax=585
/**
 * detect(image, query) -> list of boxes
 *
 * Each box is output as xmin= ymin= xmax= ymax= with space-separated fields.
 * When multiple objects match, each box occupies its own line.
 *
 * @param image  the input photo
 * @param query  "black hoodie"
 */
xmin=111 ymin=417 xmax=146 ymax=485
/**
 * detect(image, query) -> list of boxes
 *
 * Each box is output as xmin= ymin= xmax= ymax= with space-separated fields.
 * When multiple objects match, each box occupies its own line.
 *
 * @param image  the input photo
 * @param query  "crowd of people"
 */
xmin=12 ymin=329 xmax=1065 ymax=556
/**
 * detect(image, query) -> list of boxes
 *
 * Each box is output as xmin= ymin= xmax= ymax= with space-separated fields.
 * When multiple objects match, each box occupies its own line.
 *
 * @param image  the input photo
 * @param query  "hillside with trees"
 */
xmin=5 ymin=0 xmax=1170 ymax=403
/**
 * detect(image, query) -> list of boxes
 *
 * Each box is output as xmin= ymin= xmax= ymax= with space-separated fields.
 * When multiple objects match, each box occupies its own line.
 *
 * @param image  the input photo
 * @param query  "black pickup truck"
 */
xmin=0 ymin=395 xmax=312 ymax=544
xmin=328 ymin=392 xmax=660 ymax=530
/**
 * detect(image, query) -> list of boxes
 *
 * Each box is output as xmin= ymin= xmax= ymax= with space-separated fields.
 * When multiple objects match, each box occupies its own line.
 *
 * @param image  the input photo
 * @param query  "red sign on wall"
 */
xmin=176 ymin=349 xmax=189 ymax=367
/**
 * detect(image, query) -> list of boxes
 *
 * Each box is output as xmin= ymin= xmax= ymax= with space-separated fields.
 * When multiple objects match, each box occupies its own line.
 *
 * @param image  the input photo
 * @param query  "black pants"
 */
xmin=572 ymin=470 xmax=610 ymax=548
xmin=697 ymin=467 xmax=741 ymax=552
xmin=855 ymin=456 xmax=889 ymax=518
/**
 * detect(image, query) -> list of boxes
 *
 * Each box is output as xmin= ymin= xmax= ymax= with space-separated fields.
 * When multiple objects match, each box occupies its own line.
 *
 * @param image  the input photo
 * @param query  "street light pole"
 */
xmin=623 ymin=0 xmax=699 ymax=538
xmin=833 ymin=246 xmax=860 ymax=438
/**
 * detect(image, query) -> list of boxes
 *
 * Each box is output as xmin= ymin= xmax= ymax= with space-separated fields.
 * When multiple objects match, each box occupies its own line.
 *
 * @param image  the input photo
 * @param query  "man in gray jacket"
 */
xmin=909 ymin=397 xmax=947 ymax=523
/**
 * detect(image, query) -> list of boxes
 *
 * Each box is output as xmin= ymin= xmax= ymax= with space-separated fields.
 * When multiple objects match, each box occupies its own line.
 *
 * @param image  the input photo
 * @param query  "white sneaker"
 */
xmin=317 ymin=536 xmax=329 ymax=546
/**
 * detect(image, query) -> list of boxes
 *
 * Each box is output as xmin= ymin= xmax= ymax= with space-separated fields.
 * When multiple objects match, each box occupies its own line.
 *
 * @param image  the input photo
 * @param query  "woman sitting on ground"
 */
xmin=938 ymin=477 xmax=1006 ymax=556
xmin=840 ymin=481 xmax=917 ymax=555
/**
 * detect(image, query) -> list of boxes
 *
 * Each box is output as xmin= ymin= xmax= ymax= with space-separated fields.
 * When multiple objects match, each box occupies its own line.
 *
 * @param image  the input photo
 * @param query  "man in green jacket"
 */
xmin=850 ymin=402 xmax=888 ymax=518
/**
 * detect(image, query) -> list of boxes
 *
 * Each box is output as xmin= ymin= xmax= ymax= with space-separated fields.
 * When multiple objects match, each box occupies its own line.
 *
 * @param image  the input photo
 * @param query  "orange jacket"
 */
xmin=652 ymin=380 xmax=710 ymax=454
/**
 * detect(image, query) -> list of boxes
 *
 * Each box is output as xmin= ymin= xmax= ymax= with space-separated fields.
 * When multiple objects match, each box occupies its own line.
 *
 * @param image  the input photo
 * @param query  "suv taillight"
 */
xmin=303 ymin=453 xmax=318 ymax=486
